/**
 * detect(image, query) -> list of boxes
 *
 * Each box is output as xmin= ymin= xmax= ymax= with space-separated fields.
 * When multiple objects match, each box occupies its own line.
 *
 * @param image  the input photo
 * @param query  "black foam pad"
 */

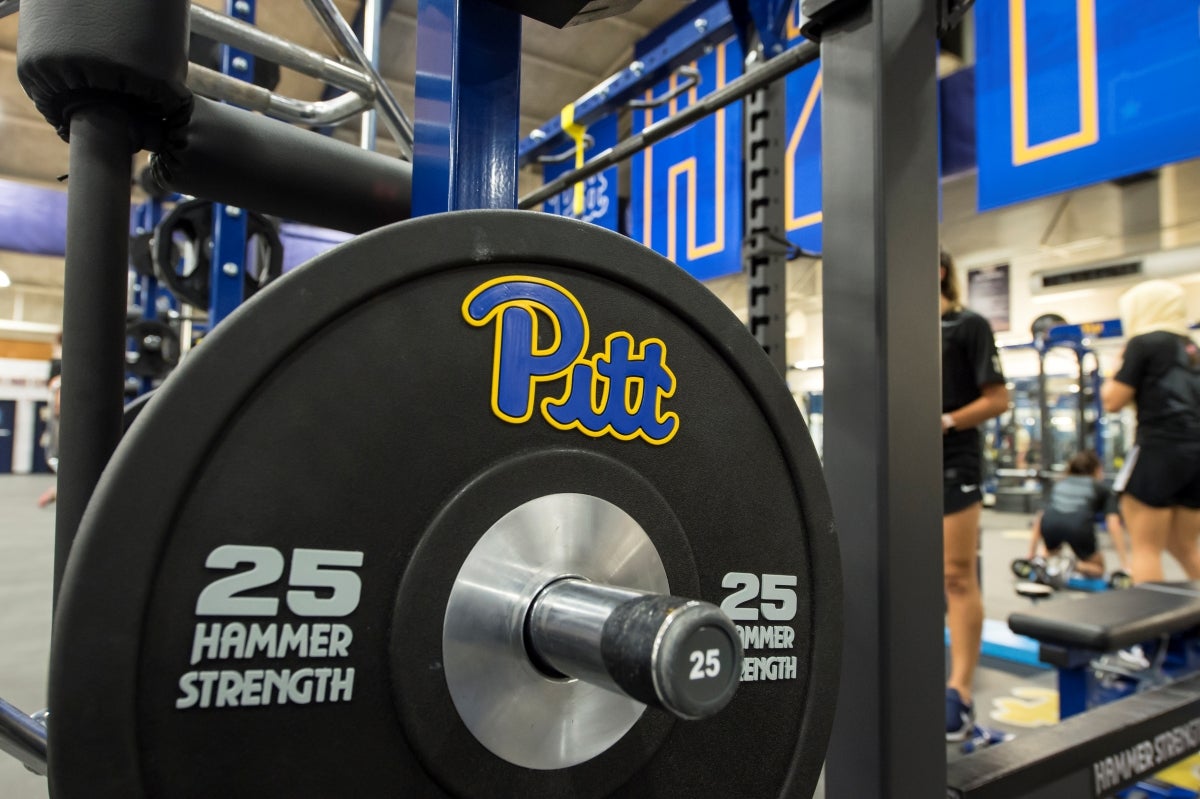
xmin=150 ymin=97 xmax=412 ymax=235
xmin=1009 ymin=582 xmax=1200 ymax=651
xmin=17 ymin=0 xmax=190 ymax=145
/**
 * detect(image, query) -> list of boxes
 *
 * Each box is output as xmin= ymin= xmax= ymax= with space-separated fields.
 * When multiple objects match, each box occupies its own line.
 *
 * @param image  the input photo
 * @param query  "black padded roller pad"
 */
xmin=150 ymin=97 xmax=412 ymax=235
xmin=17 ymin=0 xmax=190 ymax=144
xmin=1009 ymin=582 xmax=1200 ymax=651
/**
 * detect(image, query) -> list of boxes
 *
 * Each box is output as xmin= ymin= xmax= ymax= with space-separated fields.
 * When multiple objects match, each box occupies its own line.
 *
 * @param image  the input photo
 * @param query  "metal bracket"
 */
xmin=741 ymin=231 xmax=806 ymax=263
xmin=627 ymin=66 xmax=701 ymax=109
xmin=798 ymin=0 xmax=865 ymax=41
xmin=728 ymin=0 xmax=792 ymax=59
xmin=537 ymin=134 xmax=595 ymax=164
xmin=937 ymin=0 xmax=976 ymax=37
xmin=803 ymin=0 xmax=975 ymax=40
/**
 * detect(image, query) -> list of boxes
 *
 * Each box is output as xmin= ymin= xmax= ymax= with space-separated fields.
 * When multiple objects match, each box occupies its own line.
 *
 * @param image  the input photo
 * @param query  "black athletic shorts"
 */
xmin=943 ymin=447 xmax=982 ymax=515
xmin=1115 ymin=442 xmax=1200 ymax=509
xmin=1040 ymin=514 xmax=1098 ymax=560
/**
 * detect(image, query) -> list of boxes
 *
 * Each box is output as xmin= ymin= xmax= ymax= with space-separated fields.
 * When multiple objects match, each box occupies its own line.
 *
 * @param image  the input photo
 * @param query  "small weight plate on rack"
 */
xmin=152 ymin=199 xmax=283 ymax=308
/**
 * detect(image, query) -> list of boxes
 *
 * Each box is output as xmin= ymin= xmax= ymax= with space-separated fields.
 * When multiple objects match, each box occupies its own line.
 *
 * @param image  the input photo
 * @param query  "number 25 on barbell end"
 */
xmin=689 ymin=649 xmax=722 ymax=680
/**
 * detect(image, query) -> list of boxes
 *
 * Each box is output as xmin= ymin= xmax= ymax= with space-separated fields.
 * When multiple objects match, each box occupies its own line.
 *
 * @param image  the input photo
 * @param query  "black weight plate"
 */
xmin=125 ymin=319 xmax=180 ymax=379
xmin=1031 ymin=313 xmax=1067 ymax=342
xmin=152 ymin=199 xmax=284 ymax=308
xmin=50 ymin=210 xmax=841 ymax=799
xmin=122 ymin=390 xmax=155 ymax=434
xmin=128 ymin=231 xmax=156 ymax=278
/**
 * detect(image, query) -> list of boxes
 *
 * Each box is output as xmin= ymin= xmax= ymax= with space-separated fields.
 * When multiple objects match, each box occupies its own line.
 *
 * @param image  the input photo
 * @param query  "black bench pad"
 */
xmin=1009 ymin=583 xmax=1200 ymax=652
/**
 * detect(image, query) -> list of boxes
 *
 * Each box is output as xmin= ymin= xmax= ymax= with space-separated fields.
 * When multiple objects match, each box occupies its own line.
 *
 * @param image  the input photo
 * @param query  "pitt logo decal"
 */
xmin=463 ymin=276 xmax=679 ymax=445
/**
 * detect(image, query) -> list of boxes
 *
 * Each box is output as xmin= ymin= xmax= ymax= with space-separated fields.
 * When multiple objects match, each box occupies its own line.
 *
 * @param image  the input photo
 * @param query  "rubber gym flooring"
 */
xmin=1 ymin=479 xmax=1196 ymax=798
xmin=1 ymin=475 xmax=56 ymax=799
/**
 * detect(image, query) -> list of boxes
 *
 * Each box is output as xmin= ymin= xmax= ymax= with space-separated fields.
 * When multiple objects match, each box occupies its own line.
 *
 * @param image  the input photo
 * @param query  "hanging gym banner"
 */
xmin=626 ymin=3 xmax=986 ymax=267
xmin=783 ymin=9 xmax=823 ymax=257
xmin=629 ymin=27 xmax=827 ymax=279
xmin=630 ymin=38 xmax=745 ymax=281
xmin=976 ymin=0 xmax=1200 ymax=210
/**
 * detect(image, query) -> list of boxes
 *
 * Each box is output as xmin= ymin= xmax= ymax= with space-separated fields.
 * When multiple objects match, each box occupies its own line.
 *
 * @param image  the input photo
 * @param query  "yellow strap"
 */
xmin=559 ymin=103 xmax=587 ymax=218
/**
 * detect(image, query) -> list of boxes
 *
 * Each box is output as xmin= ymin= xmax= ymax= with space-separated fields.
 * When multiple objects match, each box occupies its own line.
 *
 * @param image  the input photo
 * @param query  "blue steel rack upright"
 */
xmin=412 ymin=0 xmax=522 ymax=214
xmin=209 ymin=0 xmax=257 ymax=326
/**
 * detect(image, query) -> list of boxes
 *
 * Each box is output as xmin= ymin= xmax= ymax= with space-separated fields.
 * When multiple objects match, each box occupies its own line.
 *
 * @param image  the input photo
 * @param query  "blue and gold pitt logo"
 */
xmin=463 ymin=276 xmax=679 ymax=445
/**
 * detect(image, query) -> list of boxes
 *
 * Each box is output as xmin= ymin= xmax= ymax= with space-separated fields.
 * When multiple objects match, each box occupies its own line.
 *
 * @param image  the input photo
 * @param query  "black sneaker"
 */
xmin=1011 ymin=557 xmax=1050 ymax=584
xmin=946 ymin=688 xmax=975 ymax=742
xmin=1109 ymin=571 xmax=1133 ymax=590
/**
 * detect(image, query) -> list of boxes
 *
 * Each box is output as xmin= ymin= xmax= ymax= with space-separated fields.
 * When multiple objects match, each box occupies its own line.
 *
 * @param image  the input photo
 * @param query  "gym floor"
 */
xmin=0 ymin=481 xmax=1191 ymax=798
xmin=1 ymin=475 xmax=55 ymax=799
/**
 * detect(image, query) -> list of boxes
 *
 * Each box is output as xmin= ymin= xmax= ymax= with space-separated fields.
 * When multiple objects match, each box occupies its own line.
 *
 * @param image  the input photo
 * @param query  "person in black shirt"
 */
xmin=1025 ymin=450 xmax=1125 ymax=577
xmin=940 ymin=250 xmax=1009 ymax=741
xmin=1103 ymin=279 xmax=1200 ymax=583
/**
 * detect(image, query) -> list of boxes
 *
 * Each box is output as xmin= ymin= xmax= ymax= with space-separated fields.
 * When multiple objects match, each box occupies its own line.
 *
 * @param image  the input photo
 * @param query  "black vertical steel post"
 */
xmin=53 ymin=106 xmax=133 ymax=609
xmin=1077 ymin=352 xmax=1087 ymax=453
xmin=1039 ymin=350 xmax=1052 ymax=496
xmin=818 ymin=0 xmax=944 ymax=796
xmin=744 ymin=46 xmax=789 ymax=375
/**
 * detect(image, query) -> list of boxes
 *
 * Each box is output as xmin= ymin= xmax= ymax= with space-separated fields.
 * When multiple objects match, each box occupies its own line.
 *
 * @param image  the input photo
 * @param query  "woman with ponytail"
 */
xmin=1103 ymin=279 xmax=1200 ymax=583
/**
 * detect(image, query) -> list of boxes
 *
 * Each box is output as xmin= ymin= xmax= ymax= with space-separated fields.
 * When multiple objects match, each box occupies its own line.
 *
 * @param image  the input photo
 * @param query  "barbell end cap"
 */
xmin=601 ymin=596 xmax=743 ymax=720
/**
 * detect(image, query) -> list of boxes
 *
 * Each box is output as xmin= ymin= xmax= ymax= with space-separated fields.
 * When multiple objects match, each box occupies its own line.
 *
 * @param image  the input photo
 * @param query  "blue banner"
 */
xmin=941 ymin=67 xmax=977 ymax=178
xmin=629 ymin=15 xmax=825 ymax=275
xmin=976 ymin=0 xmax=1200 ymax=210
xmin=630 ymin=38 xmax=744 ymax=281
xmin=279 ymin=223 xmax=353 ymax=272
xmin=0 ymin=178 xmax=68 ymax=256
xmin=541 ymin=114 xmax=619 ymax=229
xmin=783 ymin=8 xmax=823 ymax=255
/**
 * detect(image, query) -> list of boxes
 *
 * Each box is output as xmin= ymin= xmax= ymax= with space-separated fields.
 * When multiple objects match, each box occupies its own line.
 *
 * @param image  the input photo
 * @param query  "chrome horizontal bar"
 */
xmin=0 ymin=698 xmax=47 ymax=776
xmin=189 ymin=4 xmax=375 ymax=98
xmin=302 ymin=0 xmax=414 ymax=158
xmin=186 ymin=65 xmax=371 ymax=126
